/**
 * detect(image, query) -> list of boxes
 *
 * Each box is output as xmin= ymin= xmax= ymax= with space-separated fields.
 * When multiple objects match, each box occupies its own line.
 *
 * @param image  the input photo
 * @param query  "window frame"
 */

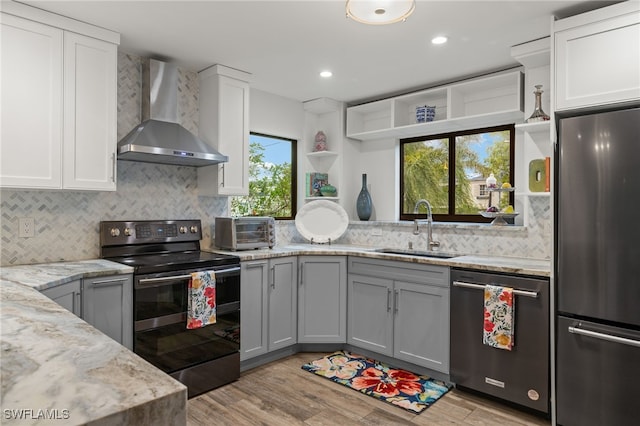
xmin=399 ymin=124 xmax=515 ymax=223
xmin=239 ymin=131 xmax=297 ymax=220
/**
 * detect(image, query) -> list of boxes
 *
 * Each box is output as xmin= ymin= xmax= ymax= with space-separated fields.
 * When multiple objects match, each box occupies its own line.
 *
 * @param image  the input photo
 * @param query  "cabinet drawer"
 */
xmin=348 ymin=256 xmax=449 ymax=287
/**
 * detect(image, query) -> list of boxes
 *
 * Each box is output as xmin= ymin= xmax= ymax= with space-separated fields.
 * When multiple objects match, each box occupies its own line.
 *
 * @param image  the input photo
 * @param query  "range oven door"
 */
xmin=133 ymin=265 xmax=241 ymax=376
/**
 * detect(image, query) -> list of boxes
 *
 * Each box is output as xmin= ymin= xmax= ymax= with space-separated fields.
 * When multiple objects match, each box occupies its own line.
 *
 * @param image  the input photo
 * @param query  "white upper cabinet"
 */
xmin=198 ymin=65 xmax=251 ymax=196
xmin=63 ymin=32 xmax=117 ymax=190
xmin=554 ymin=1 xmax=640 ymax=111
xmin=1 ymin=4 xmax=119 ymax=191
xmin=1 ymin=14 xmax=63 ymax=189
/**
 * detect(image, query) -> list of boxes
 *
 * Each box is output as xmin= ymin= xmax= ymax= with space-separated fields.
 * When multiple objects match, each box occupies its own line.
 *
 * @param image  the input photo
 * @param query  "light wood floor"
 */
xmin=187 ymin=352 xmax=550 ymax=425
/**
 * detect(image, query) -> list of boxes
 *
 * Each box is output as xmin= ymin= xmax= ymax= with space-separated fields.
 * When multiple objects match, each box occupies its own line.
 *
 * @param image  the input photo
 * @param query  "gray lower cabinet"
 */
xmin=347 ymin=257 xmax=450 ymax=373
xmin=41 ymin=279 xmax=82 ymax=317
xmin=82 ymin=274 xmax=133 ymax=350
xmin=348 ymin=273 xmax=394 ymax=355
xmin=240 ymin=260 xmax=269 ymax=360
xmin=298 ymin=255 xmax=347 ymax=343
xmin=269 ymin=257 xmax=298 ymax=351
xmin=240 ymin=256 xmax=297 ymax=361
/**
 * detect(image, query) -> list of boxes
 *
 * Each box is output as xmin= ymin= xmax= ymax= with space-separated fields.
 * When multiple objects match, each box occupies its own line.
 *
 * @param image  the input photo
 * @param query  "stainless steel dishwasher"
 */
xmin=450 ymin=268 xmax=549 ymax=414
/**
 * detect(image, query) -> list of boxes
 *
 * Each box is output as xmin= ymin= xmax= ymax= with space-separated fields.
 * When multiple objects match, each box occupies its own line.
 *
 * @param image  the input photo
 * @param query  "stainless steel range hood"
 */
xmin=117 ymin=59 xmax=228 ymax=167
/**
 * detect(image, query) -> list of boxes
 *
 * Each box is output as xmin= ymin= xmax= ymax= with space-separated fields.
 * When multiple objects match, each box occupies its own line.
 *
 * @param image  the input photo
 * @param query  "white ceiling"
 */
xmin=15 ymin=0 xmax=618 ymax=105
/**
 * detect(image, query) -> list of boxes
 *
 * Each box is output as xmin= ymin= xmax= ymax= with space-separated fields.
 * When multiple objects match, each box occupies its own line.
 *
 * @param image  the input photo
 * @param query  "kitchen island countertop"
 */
xmin=0 ymin=261 xmax=186 ymax=426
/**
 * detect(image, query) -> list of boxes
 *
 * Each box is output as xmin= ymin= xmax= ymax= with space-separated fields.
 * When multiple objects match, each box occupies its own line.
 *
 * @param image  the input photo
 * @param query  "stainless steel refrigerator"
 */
xmin=556 ymin=107 xmax=640 ymax=426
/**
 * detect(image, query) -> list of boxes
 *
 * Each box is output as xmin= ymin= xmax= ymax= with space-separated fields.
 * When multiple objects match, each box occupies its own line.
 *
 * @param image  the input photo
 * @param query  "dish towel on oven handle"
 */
xmin=483 ymin=284 xmax=514 ymax=350
xmin=187 ymin=271 xmax=216 ymax=329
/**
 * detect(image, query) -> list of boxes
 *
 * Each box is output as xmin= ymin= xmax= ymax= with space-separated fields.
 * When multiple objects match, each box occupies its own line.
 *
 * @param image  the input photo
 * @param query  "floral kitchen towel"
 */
xmin=483 ymin=285 xmax=514 ymax=350
xmin=187 ymin=271 xmax=216 ymax=329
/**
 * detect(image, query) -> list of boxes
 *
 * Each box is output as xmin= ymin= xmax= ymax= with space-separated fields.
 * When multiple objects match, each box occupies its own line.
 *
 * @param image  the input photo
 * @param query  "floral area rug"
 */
xmin=301 ymin=351 xmax=451 ymax=414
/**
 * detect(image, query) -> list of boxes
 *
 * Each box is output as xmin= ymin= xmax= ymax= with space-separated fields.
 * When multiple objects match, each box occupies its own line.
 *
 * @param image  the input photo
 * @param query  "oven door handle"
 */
xmin=137 ymin=266 xmax=240 ymax=287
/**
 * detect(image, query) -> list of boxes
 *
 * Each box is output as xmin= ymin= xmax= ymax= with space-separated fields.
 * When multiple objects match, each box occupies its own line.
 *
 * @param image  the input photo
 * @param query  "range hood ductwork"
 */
xmin=117 ymin=59 xmax=228 ymax=167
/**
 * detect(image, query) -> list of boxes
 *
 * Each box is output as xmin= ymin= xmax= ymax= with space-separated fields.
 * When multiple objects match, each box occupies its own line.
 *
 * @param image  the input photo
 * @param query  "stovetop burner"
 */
xmin=105 ymin=250 xmax=239 ymax=275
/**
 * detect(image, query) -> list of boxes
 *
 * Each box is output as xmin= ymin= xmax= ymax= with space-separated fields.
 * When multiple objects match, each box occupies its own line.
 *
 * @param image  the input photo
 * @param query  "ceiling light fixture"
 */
xmin=320 ymin=70 xmax=333 ymax=78
xmin=346 ymin=0 xmax=416 ymax=25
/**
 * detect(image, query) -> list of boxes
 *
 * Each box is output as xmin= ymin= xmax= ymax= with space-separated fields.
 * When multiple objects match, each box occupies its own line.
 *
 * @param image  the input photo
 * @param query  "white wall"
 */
xmin=249 ymin=89 xmax=304 ymax=142
xmin=348 ymin=137 xmax=397 ymax=221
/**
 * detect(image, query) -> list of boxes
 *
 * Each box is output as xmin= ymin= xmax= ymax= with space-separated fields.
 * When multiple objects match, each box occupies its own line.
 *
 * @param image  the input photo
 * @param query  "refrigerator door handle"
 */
xmin=568 ymin=325 xmax=640 ymax=348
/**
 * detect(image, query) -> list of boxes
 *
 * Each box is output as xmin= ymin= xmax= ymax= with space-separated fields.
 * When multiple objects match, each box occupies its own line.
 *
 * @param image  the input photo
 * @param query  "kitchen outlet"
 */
xmin=19 ymin=217 xmax=35 ymax=238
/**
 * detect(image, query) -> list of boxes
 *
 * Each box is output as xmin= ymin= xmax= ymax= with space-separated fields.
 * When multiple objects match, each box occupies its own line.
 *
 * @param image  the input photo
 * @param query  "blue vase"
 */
xmin=356 ymin=174 xmax=372 ymax=221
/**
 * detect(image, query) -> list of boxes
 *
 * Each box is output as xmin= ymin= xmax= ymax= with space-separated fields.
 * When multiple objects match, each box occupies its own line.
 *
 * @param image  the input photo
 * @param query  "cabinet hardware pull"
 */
xmin=387 ymin=288 xmax=391 ymax=312
xmin=299 ymin=263 xmax=304 ymax=286
xmin=271 ymin=266 xmax=276 ymax=289
xmin=394 ymin=289 xmax=399 ymax=314
xmin=452 ymin=280 xmax=538 ymax=298
xmin=76 ymin=292 xmax=82 ymax=317
xmin=568 ymin=326 xmax=640 ymax=348
xmin=90 ymin=277 xmax=126 ymax=285
xmin=111 ymin=152 xmax=116 ymax=182
xmin=220 ymin=164 xmax=225 ymax=187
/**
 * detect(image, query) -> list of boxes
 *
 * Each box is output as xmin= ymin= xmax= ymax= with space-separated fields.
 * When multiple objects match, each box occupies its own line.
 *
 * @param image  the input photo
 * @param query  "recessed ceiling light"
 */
xmin=320 ymin=71 xmax=333 ymax=78
xmin=432 ymin=36 xmax=448 ymax=45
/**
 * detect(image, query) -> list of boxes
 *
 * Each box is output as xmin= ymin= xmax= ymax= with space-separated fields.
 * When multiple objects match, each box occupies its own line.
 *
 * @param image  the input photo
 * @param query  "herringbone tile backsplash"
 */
xmin=1 ymin=53 xmax=228 ymax=266
xmin=1 ymin=53 xmax=551 ymax=266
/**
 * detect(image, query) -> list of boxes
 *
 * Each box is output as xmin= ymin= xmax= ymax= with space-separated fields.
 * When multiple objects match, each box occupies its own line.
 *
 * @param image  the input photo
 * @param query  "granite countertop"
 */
xmin=0 ymin=259 xmax=134 ymax=291
xmin=0 ymin=261 xmax=186 ymax=426
xmin=206 ymin=244 xmax=551 ymax=277
xmin=0 ymin=246 xmax=548 ymax=425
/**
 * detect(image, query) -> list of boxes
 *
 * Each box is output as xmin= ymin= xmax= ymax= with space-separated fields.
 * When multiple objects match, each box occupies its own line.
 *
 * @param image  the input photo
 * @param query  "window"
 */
xmin=400 ymin=124 xmax=514 ymax=222
xmin=231 ymin=133 xmax=297 ymax=219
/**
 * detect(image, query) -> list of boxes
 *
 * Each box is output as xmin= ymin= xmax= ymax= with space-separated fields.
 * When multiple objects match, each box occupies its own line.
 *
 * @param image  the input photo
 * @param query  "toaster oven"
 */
xmin=214 ymin=217 xmax=275 ymax=251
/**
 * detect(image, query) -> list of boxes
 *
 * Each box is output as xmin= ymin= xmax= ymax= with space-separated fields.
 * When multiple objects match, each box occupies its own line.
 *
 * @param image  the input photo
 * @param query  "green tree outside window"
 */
xmin=231 ymin=133 xmax=297 ymax=219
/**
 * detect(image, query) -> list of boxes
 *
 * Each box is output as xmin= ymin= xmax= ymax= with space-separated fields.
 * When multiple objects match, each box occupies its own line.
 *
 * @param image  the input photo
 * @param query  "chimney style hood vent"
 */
xmin=117 ymin=59 xmax=228 ymax=167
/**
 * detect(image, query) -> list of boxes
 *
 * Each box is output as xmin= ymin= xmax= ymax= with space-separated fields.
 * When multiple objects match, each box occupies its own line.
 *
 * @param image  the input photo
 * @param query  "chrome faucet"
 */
xmin=413 ymin=199 xmax=440 ymax=250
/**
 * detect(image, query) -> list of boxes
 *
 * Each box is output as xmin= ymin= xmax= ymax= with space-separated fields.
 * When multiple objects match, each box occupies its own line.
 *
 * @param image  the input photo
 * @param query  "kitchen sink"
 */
xmin=374 ymin=248 xmax=458 ymax=259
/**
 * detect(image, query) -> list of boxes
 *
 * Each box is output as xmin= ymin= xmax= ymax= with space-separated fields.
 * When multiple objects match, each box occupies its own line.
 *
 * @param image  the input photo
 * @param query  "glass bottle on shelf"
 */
xmin=526 ymin=85 xmax=550 ymax=123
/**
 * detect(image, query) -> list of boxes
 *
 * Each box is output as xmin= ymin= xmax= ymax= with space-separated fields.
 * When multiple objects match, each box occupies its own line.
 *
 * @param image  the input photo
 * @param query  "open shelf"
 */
xmin=306 ymin=150 xmax=338 ymax=158
xmin=347 ymin=69 xmax=524 ymax=141
xmin=305 ymin=196 xmax=339 ymax=202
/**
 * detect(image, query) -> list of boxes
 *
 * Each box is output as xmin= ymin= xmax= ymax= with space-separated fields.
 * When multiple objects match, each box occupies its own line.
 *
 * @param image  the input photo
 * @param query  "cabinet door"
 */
xmin=217 ymin=75 xmax=249 ymax=195
xmin=298 ymin=256 xmax=347 ymax=343
xmin=63 ymin=32 xmax=117 ymax=190
xmin=394 ymin=281 xmax=450 ymax=373
xmin=268 ymin=256 xmax=297 ymax=351
xmin=240 ymin=260 xmax=269 ymax=360
xmin=555 ymin=6 xmax=640 ymax=110
xmin=1 ymin=14 xmax=63 ymax=189
xmin=198 ymin=67 xmax=250 ymax=196
xmin=83 ymin=274 xmax=133 ymax=350
xmin=41 ymin=280 xmax=82 ymax=317
xmin=347 ymin=274 xmax=393 ymax=356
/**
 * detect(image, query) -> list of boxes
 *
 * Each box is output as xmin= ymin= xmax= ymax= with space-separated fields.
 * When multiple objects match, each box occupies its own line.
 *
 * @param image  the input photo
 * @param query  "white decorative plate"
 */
xmin=295 ymin=200 xmax=349 ymax=243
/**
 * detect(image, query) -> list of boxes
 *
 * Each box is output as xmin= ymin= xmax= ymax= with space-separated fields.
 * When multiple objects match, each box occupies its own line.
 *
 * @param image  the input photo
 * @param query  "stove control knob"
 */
xmin=190 ymin=225 xmax=198 ymax=233
xmin=124 ymin=228 xmax=133 ymax=236
xmin=110 ymin=227 xmax=121 ymax=237
xmin=179 ymin=226 xmax=188 ymax=234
